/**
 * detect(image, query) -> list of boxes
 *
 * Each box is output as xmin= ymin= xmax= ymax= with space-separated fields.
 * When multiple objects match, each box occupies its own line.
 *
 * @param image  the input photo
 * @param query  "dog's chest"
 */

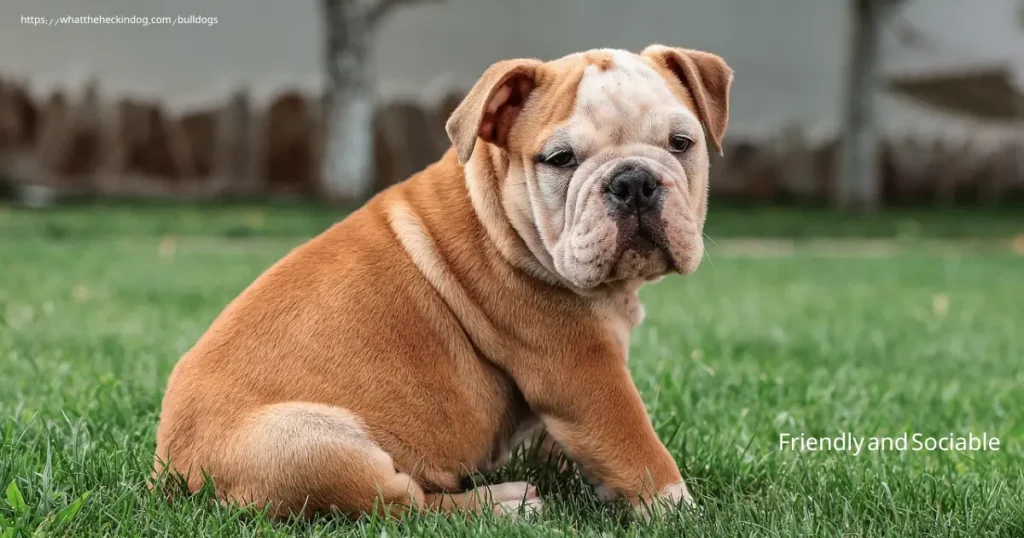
xmin=595 ymin=290 xmax=645 ymax=359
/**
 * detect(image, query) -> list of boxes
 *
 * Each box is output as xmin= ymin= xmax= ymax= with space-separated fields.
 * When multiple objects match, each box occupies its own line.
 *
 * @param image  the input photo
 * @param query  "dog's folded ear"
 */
xmin=642 ymin=45 xmax=733 ymax=155
xmin=446 ymin=59 xmax=545 ymax=164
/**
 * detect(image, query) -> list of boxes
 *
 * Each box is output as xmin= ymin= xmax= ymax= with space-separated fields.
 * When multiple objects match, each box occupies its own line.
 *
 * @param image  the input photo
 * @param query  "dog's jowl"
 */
xmin=154 ymin=45 xmax=732 ymax=520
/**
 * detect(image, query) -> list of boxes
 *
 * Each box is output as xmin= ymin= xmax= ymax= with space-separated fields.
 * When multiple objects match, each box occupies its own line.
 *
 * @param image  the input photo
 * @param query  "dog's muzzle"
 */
xmin=604 ymin=164 xmax=668 ymax=254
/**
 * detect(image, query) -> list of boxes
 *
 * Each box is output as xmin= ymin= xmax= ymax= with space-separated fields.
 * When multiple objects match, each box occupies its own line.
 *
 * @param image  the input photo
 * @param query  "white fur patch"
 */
xmin=573 ymin=49 xmax=699 ymax=145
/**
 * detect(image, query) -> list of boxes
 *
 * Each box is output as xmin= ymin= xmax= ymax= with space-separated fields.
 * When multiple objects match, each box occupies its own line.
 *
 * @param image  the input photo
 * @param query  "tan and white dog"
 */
xmin=154 ymin=45 xmax=732 ymax=520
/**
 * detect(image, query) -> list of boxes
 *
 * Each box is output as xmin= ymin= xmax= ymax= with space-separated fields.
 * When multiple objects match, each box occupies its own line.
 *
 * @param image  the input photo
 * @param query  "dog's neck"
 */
xmin=464 ymin=146 xmax=564 ymax=288
xmin=463 ymin=146 xmax=647 ymax=329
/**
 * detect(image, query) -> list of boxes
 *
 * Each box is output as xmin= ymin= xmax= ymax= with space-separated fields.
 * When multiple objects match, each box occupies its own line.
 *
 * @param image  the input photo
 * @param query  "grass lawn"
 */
xmin=1 ymin=204 xmax=1023 ymax=536
xmin=2 ymin=201 xmax=1023 ymax=240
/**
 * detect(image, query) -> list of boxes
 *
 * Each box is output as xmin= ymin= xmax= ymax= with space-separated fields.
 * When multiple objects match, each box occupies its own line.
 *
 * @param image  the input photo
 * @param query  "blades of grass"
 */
xmin=37 ymin=443 xmax=52 ymax=514
xmin=53 ymin=491 xmax=90 ymax=527
xmin=5 ymin=482 xmax=26 ymax=515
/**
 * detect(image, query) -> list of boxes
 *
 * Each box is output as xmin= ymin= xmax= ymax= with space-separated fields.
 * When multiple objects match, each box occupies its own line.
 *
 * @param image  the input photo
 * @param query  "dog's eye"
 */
xmin=669 ymin=134 xmax=693 ymax=153
xmin=539 ymin=150 xmax=578 ymax=168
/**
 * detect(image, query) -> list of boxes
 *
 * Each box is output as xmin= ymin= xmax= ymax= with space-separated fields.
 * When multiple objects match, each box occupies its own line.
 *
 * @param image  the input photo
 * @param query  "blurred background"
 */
xmin=0 ymin=0 xmax=1022 ymax=217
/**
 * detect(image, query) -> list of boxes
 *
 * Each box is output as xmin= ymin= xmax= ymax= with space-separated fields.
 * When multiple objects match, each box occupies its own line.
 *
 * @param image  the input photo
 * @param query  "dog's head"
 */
xmin=447 ymin=46 xmax=732 ymax=290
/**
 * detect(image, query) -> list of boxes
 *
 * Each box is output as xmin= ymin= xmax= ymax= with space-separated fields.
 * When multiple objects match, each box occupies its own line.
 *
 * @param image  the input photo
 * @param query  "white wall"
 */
xmin=1 ymin=0 xmax=1020 ymax=139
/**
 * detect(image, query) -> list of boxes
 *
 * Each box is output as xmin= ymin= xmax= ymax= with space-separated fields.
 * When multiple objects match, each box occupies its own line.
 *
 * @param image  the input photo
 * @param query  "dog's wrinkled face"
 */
xmin=448 ymin=46 xmax=733 ymax=290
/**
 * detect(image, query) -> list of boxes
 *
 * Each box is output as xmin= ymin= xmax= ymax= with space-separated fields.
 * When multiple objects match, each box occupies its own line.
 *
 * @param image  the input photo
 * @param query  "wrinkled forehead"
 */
xmin=536 ymin=49 xmax=701 ymax=150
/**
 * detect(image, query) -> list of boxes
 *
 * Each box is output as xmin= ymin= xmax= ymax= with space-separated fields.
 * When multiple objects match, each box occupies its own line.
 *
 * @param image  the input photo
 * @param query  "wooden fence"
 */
xmin=2 ymin=76 xmax=1022 ymax=205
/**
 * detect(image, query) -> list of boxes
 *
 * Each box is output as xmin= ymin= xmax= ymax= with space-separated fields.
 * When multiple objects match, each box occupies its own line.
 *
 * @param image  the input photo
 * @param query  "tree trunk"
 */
xmin=835 ymin=0 xmax=885 ymax=213
xmin=320 ymin=0 xmax=376 ymax=202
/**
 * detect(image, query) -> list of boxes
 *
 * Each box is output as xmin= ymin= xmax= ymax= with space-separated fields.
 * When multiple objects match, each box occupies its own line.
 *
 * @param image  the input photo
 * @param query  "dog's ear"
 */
xmin=642 ymin=45 xmax=733 ymax=155
xmin=446 ymin=58 xmax=545 ymax=164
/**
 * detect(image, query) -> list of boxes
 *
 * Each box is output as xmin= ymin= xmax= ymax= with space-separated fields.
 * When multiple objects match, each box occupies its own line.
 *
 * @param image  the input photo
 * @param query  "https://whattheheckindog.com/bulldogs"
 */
xmin=154 ymin=45 xmax=732 ymax=521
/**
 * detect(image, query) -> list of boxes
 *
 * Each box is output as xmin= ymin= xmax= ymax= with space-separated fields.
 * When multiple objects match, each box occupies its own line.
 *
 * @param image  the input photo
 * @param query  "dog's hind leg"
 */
xmin=221 ymin=402 xmax=539 ymax=518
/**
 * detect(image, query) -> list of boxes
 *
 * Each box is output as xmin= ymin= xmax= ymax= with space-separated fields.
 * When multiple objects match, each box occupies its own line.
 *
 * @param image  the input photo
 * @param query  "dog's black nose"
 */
xmin=607 ymin=167 xmax=661 ymax=213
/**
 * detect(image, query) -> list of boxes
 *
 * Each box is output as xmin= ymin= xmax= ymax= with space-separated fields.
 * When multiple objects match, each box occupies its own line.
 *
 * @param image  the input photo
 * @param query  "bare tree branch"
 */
xmin=365 ymin=0 xmax=442 ymax=28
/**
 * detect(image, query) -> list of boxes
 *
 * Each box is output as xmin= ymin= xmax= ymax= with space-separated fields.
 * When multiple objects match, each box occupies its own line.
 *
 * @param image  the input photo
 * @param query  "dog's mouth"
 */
xmin=640 ymin=220 xmax=672 ymax=259
xmin=551 ymin=199 xmax=701 ymax=289
xmin=630 ymin=212 xmax=675 ymax=256
xmin=627 ymin=218 xmax=660 ymax=247
xmin=606 ymin=216 xmax=676 ymax=282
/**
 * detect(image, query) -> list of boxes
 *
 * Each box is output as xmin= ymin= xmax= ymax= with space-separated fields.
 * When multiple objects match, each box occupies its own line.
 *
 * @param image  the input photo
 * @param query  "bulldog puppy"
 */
xmin=154 ymin=45 xmax=732 ymax=520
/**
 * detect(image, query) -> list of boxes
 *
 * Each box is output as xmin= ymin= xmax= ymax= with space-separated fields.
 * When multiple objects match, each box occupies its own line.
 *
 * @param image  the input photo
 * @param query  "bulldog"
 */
xmin=154 ymin=45 xmax=732 ymax=520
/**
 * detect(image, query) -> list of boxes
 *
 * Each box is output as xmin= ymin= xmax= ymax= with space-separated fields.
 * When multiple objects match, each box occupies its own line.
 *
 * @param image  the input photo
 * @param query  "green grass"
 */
xmin=2 ymin=201 xmax=1022 ymax=239
xmin=1 ymin=206 xmax=1023 ymax=536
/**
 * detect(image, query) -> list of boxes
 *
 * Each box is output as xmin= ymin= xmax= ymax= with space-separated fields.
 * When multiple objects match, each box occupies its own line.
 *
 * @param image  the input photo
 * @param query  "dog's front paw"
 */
xmin=631 ymin=481 xmax=695 ymax=522
xmin=488 ymin=482 xmax=543 ymax=519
